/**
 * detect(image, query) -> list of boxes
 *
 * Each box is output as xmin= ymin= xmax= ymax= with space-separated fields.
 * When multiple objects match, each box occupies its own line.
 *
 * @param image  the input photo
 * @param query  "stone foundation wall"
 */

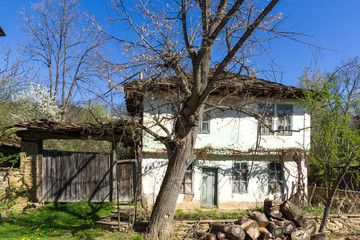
xmin=0 ymin=168 xmax=22 ymax=195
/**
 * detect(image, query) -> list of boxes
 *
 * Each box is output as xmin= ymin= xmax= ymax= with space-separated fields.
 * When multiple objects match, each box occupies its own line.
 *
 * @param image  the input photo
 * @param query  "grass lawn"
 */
xmin=0 ymin=202 xmax=143 ymax=240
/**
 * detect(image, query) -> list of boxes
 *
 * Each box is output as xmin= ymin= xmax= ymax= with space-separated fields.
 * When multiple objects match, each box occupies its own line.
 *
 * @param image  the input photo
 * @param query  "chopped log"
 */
xmin=248 ymin=211 xmax=269 ymax=227
xmin=182 ymin=221 xmax=201 ymax=239
xmin=266 ymin=222 xmax=284 ymax=238
xmin=195 ymin=228 xmax=208 ymax=238
xmin=217 ymin=231 xmax=227 ymax=240
xmin=259 ymin=227 xmax=272 ymax=240
xmin=291 ymin=229 xmax=310 ymax=240
xmin=240 ymin=219 xmax=260 ymax=240
xmin=210 ymin=223 xmax=232 ymax=233
xmin=274 ymin=237 xmax=284 ymax=240
xmin=304 ymin=220 xmax=317 ymax=235
xmin=234 ymin=215 xmax=251 ymax=225
xmin=240 ymin=219 xmax=257 ymax=229
xmin=278 ymin=220 xmax=296 ymax=234
xmin=264 ymin=199 xmax=283 ymax=219
xmin=294 ymin=215 xmax=307 ymax=228
xmin=200 ymin=233 xmax=217 ymax=240
xmin=280 ymin=201 xmax=302 ymax=221
xmin=310 ymin=233 xmax=327 ymax=240
xmin=228 ymin=225 xmax=245 ymax=240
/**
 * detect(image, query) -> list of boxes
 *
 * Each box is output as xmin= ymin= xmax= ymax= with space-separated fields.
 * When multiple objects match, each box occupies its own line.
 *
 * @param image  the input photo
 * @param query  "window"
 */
xmin=268 ymin=162 xmax=283 ymax=194
xmin=181 ymin=164 xmax=193 ymax=194
xmin=259 ymin=104 xmax=293 ymax=135
xmin=199 ymin=107 xmax=211 ymax=134
xmin=232 ymin=162 xmax=248 ymax=193
xmin=276 ymin=104 xmax=293 ymax=135
xmin=259 ymin=104 xmax=274 ymax=134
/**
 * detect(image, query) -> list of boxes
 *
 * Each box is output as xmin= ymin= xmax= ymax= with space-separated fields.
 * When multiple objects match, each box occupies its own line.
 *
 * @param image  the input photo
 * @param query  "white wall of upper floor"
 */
xmin=141 ymin=95 xmax=311 ymax=153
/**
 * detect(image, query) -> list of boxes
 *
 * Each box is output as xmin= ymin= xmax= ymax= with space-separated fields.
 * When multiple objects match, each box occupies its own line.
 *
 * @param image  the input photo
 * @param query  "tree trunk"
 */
xmin=145 ymin=132 xmax=196 ymax=239
xmin=319 ymin=162 xmax=351 ymax=233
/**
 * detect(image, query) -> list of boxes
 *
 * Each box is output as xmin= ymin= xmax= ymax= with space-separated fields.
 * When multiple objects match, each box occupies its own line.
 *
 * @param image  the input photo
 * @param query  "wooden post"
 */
xmin=110 ymin=141 xmax=118 ymax=202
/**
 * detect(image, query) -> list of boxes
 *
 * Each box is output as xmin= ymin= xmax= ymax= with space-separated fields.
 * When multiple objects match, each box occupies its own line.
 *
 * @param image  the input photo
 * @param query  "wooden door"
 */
xmin=201 ymin=168 xmax=218 ymax=207
xmin=116 ymin=161 xmax=135 ymax=202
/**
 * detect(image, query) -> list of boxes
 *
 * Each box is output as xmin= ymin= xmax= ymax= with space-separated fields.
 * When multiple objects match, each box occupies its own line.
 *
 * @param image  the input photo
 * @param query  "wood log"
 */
xmin=266 ymin=222 xmax=284 ymax=238
xmin=248 ymin=211 xmax=269 ymax=227
xmin=217 ymin=231 xmax=227 ymax=240
xmin=294 ymin=215 xmax=307 ymax=228
xmin=195 ymin=228 xmax=208 ymax=238
xmin=199 ymin=233 xmax=217 ymax=240
xmin=210 ymin=223 xmax=232 ymax=233
xmin=234 ymin=215 xmax=251 ymax=225
xmin=280 ymin=201 xmax=302 ymax=221
xmin=278 ymin=220 xmax=296 ymax=234
xmin=240 ymin=219 xmax=257 ymax=229
xmin=264 ymin=199 xmax=283 ymax=219
xmin=291 ymin=229 xmax=310 ymax=240
xmin=274 ymin=237 xmax=284 ymax=240
xmin=259 ymin=227 xmax=272 ymax=240
xmin=240 ymin=219 xmax=260 ymax=240
xmin=228 ymin=225 xmax=245 ymax=240
xmin=304 ymin=220 xmax=317 ymax=235
xmin=310 ymin=233 xmax=327 ymax=240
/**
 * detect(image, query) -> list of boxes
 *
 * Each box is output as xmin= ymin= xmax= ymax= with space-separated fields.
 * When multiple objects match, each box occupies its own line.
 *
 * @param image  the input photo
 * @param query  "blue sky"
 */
xmin=1 ymin=0 xmax=360 ymax=88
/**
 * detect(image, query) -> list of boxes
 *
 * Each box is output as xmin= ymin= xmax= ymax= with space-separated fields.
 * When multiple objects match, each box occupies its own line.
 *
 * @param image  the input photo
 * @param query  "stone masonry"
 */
xmin=20 ymin=140 xmax=42 ymax=202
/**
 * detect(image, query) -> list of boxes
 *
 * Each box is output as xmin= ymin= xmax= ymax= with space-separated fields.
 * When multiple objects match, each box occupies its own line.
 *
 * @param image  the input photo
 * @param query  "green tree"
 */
xmin=301 ymin=58 xmax=360 ymax=232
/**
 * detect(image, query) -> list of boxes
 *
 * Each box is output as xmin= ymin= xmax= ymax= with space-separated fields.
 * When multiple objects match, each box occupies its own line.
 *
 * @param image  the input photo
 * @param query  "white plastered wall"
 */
xmin=142 ymin=157 xmax=307 ymax=209
xmin=140 ymin=95 xmax=310 ymax=209
xmin=141 ymin=96 xmax=311 ymax=153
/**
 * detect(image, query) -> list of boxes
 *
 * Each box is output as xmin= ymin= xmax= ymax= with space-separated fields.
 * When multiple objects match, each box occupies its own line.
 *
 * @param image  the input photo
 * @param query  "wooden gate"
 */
xmin=39 ymin=151 xmax=135 ymax=203
xmin=117 ymin=161 xmax=136 ymax=202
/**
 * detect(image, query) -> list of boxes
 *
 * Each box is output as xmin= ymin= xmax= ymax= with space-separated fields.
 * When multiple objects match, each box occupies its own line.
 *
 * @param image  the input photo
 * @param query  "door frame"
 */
xmin=200 ymin=167 xmax=219 ymax=208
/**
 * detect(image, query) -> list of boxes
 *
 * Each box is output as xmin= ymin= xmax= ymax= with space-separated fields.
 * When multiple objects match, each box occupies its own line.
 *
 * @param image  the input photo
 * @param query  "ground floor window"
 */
xmin=232 ymin=162 xmax=248 ymax=193
xmin=268 ymin=162 xmax=283 ymax=194
xmin=181 ymin=164 xmax=193 ymax=194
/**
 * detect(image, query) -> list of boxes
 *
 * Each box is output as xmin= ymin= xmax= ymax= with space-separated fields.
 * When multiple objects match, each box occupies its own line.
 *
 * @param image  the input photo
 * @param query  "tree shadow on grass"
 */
xmin=0 ymin=202 xmax=114 ymax=238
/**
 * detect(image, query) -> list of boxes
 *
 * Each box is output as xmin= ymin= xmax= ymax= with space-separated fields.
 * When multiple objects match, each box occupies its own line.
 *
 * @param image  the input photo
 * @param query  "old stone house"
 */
xmin=124 ymin=71 xmax=310 ymax=209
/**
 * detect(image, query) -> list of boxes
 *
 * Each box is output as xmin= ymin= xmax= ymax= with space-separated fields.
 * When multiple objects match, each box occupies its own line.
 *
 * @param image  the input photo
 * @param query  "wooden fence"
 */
xmin=39 ymin=150 xmax=135 ymax=203
xmin=308 ymin=186 xmax=360 ymax=213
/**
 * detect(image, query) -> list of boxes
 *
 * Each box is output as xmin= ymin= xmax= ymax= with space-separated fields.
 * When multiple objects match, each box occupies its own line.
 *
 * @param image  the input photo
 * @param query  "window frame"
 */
xmin=268 ymin=162 xmax=284 ymax=194
xmin=181 ymin=164 xmax=193 ymax=194
xmin=232 ymin=161 xmax=249 ymax=194
xmin=199 ymin=106 xmax=211 ymax=134
xmin=258 ymin=103 xmax=293 ymax=136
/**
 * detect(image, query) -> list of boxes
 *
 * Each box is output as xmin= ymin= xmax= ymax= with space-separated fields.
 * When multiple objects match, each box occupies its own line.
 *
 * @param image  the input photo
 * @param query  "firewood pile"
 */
xmin=183 ymin=199 xmax=326 ymax=240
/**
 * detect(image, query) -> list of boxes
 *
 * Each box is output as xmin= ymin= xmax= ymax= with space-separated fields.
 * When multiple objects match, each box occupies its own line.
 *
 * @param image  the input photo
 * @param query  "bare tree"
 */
xmin=102 ymin=0 xmax=306 ymax=238
xmin=21 ymin=0 xmax=110 ymax=121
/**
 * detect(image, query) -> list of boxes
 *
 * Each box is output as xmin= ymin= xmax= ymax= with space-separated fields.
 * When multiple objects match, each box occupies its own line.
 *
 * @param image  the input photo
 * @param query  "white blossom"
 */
xmin=12 ymin=82 xmax=62 ymax=121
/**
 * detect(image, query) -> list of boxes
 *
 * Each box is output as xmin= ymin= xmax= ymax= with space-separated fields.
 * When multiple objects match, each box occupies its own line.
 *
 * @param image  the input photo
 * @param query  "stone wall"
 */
xmin=0 ymin=167 xmax=28 ymax=212
xmin=0 ymin=168 xmax=22 ymax=195
xmin=20 ymin=140 xmax=42 ymax=202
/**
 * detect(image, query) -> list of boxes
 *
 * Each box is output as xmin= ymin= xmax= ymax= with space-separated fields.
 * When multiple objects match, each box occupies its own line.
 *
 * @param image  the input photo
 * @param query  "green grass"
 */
xmin=0 ymin=202 xmax=142 ymax=240
xmin=174 ymin=208 xmax=246 ymax=221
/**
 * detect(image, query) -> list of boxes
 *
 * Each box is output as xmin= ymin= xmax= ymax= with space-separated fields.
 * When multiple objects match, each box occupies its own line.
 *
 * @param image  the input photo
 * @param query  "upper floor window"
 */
xmin=199 ymin=106 xmax=211 ymax=134
xmin=259 ymin=104 xmax=293 ymax=135
xmin=181 ymin=164 xmax=193 ymax=194
xmin=232 ymin=162 xmax=248 ymax=193
xmin=268 ymin=162 xmax=283 ymax=194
